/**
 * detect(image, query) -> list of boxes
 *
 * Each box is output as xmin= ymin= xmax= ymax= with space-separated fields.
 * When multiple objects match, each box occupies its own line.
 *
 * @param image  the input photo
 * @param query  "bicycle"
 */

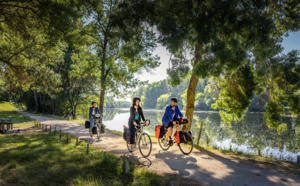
xmin=90 ymin=114 xmax=103 ymax=140
xmin=126 ymin=119 xmax=152 ymax=158
xmin=158 ymin=122 xmax=193 ymax=155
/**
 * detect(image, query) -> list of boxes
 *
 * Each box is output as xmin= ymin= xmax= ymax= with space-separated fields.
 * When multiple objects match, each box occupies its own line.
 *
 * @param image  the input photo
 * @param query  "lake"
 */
xmin=81 ymin=108 xmax=300 ymax=162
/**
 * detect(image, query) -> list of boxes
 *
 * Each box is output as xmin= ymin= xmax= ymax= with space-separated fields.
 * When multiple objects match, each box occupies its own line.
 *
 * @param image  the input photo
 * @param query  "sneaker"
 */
xmin=163 ymin=140 xmax=168 ymax=146
xmin=130 ymin=146 xmax=135 ymax=151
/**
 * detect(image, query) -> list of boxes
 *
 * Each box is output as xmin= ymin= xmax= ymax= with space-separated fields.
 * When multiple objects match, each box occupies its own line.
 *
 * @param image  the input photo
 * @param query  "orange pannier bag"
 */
xmin=174 ymin=131 xmax=180 ymax=143
xmin=155 ymin=125 xmax=164 ymax=138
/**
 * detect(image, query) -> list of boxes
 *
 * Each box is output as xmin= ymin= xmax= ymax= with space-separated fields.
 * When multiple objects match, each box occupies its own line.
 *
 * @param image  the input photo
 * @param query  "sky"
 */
xmin=120 ymin=31 xmax=300 ymax=101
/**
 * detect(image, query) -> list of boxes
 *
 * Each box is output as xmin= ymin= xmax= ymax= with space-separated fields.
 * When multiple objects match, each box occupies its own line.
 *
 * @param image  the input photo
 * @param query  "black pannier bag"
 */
xmin=92 ymin=126 xmax=97 ymax=134
xmin=85 ymin=121 xmax=90 ymax=129
xmin=100 ymin=124 xmax=105 ymax=134
xmin=179 ymin=117 xmax=189 ymax=124
xmin=123 ymin=126 xmax=131 ymax=143
xmin=179 ymin=131 xmax=192 ymax=143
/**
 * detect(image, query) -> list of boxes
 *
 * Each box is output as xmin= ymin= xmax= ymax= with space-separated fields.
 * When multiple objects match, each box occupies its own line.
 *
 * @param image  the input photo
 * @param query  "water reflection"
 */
xmin=80 ymin=108 xmax=300 ymax=162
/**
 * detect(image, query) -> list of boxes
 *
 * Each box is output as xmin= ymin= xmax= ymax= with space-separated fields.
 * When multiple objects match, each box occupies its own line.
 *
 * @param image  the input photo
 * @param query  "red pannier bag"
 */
xmin=155 ymin=125 xmax=165 ymax=138
xmin=174 ymin=131 xmax=180 ymax=143
xmin=179 ymin=117 xmax=189 ymax=124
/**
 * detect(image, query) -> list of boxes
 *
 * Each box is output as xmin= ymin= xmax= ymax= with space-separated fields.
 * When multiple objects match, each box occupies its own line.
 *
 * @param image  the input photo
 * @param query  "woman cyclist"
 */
xmin=128 ymin=97 xmax=146 ymax=151
xmin=89 ymin=101 xmax=101 ymax=137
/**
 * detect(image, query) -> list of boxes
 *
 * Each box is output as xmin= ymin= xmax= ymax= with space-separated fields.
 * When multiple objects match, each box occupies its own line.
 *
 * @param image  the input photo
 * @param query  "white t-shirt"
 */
xmin=172 ymin=107 xmax=175 ymax=119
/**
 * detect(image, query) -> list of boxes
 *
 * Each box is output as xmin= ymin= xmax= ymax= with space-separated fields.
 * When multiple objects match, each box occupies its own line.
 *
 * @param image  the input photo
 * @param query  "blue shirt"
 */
xmin=162 ymin=105 xmax=183 ymax=127
xmin=89 ymin=107 xmax=101 ymax=118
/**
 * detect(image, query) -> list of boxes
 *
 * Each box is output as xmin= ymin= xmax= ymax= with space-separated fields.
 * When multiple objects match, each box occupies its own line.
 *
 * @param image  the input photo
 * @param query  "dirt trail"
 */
xmin=19 ymin=111 xmax=300 ymax=186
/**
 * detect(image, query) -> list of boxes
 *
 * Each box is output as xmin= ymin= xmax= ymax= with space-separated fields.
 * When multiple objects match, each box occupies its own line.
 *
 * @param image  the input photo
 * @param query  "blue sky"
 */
xmin=135 ymin=31 xmax=300 ymax=84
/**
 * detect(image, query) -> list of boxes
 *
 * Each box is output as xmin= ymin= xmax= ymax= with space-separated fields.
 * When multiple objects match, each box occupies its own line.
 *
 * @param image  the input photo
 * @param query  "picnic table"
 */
xmin=0 ymin=119 xmax=13 ymax=131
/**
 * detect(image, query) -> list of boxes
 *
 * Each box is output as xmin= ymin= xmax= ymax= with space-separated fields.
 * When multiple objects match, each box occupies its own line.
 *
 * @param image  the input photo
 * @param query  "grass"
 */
xmin=0 ymin=131 xmax=172 ymax=185
xmin=0 ymin=102 xmax=36 ymax=128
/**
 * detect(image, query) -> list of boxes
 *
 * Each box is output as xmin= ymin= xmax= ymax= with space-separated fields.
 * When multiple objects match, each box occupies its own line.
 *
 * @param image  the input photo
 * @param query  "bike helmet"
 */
xmin=171 ymin=97 xmax=178 ymax=103
xmin=132 ymin=97 xmax=141 ymax=106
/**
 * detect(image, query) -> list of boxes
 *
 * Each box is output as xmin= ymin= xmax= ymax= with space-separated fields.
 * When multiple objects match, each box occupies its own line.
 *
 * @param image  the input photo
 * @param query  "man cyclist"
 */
xmin=161 ymin=97 xmax=183 ymax=146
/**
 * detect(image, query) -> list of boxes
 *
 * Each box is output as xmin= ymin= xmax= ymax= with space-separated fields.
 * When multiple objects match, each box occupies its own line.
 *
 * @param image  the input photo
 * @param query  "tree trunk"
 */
xmin=183 ymin=45 xmax=201 ymax=131
xmin=74 ymin=104 xmax=77 ymax=119
xmin=33 ymin=90 xmax=38 ymax=112
xmin=99 ymin=84 xmax=105 ymax=123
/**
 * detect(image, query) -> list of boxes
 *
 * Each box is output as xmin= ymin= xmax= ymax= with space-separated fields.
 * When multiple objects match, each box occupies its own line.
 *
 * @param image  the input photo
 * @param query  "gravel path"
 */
xmin=19 ymin=111 xmax=300 ymax=186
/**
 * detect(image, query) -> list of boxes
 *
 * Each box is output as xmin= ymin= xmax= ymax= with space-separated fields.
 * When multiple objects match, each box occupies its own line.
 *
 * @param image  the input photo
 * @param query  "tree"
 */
xmin=84 ymin=0 xmax=160 ymax=121
xmin=156 ymin=94 xmax=171 ymax=109
xmin=151 ymin=0 xmax=300 ymax=131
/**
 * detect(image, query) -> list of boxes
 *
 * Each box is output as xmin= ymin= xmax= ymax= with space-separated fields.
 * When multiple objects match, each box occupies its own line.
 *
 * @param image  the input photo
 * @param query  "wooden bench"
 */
xmin=0 ymin=119 xmax=13 ymax=131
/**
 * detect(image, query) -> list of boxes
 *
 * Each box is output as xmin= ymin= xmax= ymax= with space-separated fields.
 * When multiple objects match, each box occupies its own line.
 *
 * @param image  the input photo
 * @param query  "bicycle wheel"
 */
xmin=138 ymin=133 xmax=152 ymax=158
xmin=97 ymin=124 xmax=101 ymax=140
xmin=127 ymin=141 xmax=133 ymax=152
xmin=178 ymin=132 xmax=194 ymax=155
xmin=127 ymin=133 xmax=137 ymax=152
xmin=158 ymin=134 xmax=171 ymax=151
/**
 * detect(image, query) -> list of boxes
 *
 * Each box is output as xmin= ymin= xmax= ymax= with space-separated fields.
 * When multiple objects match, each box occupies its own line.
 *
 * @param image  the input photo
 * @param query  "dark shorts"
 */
xmin=166 ymin=119 xmax=179 ymax=129
xmin=166 ymin=122 xmax=173 ymax=129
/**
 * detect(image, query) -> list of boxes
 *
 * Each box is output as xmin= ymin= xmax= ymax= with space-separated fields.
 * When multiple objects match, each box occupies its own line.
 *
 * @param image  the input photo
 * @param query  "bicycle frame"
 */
xmin=135 ymin=123 xmax=147 ymax=144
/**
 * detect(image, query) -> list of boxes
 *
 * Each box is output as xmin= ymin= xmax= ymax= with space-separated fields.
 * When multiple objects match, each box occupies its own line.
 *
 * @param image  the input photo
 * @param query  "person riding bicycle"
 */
xmin=128 ymin=97 xmax=146 ymax=151
xmin=162 ymin=97 xmax=183 ymax=146
xmin=89 ymin=101 xmax=102 ymax=137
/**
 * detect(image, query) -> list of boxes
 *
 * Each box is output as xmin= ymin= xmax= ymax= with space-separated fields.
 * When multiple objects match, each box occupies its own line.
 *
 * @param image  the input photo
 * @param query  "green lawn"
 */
xmin=0 ymin=131 xmax=171 ymax=185
xmin=0 ymin=102 xmax=36 ymax=128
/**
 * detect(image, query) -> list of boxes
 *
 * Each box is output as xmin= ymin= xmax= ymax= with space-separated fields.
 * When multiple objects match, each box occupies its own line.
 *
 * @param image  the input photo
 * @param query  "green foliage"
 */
xmin=150 ymin=0 xmax=300 ymax=132
xmin=143 ymin=80 xmax=169 ymax=108
xmin=156 ymin=94 xmax=171 ymax=109
xmin=264 ymin=100 xmax=285 ymax=130
xmin=213 ymin=65 xmax=256 ymax=122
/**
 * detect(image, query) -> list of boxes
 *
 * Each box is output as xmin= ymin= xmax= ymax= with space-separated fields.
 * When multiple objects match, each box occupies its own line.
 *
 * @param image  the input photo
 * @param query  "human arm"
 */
xmin=166 ymin=106 xmax=173 ymax=122
xmin=129 ymin=107 xmax=135 ymax=122
xmin=89 ymin=107 xmax=92 ymax=118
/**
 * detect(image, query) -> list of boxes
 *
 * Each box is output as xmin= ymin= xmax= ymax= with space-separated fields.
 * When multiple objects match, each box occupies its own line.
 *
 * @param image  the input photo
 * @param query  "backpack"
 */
xmin=85 ymin=121 xmax=90 ymax=129
xmin=123 ymin=126 xmax=131 ymax=143
xmin=92 ymin=126 xmax=97 ymax=134
xmin=100 ymin=124 xmax=105 ymax=134
xmin=155 ymin=125 xmax=165 ymax=138
xmin=174 ymin=131 xmax=180 ymax=143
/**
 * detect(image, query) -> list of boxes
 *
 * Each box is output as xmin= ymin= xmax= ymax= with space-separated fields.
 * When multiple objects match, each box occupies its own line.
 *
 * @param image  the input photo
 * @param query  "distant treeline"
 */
xmin=135 ymin=77 xmax=269 ymax=112
xmin=105 ymin=97 xmax=131 ymax=108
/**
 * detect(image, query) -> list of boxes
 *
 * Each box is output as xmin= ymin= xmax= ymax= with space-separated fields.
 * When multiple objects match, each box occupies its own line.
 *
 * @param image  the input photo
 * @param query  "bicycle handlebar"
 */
xmin=135 ymin=119 xmax=151 ymax=127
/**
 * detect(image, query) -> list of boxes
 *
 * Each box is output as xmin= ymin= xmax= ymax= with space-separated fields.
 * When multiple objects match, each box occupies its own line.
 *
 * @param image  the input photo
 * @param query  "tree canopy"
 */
xmin=149 ymin=0 xmax=300 ymax=131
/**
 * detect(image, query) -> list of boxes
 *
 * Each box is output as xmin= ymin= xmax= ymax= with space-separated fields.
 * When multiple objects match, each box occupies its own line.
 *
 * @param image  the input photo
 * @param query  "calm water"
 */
xmin=80 ymin=108 xmax=300 ymax=162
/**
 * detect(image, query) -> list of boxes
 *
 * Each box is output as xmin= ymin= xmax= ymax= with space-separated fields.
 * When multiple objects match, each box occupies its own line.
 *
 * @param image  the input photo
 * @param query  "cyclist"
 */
xmin=128 ymin=97 xmax=146 ymax=151
xmin=162 ymin=97 xmax=183 ymax=146
xmin=89 ymin=101 xmax=102 ymax=137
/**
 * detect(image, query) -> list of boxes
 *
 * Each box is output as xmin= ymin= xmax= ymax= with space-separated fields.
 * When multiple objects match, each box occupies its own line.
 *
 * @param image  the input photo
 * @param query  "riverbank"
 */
xmin=23 ymin=109 xmax=300 ymax=175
